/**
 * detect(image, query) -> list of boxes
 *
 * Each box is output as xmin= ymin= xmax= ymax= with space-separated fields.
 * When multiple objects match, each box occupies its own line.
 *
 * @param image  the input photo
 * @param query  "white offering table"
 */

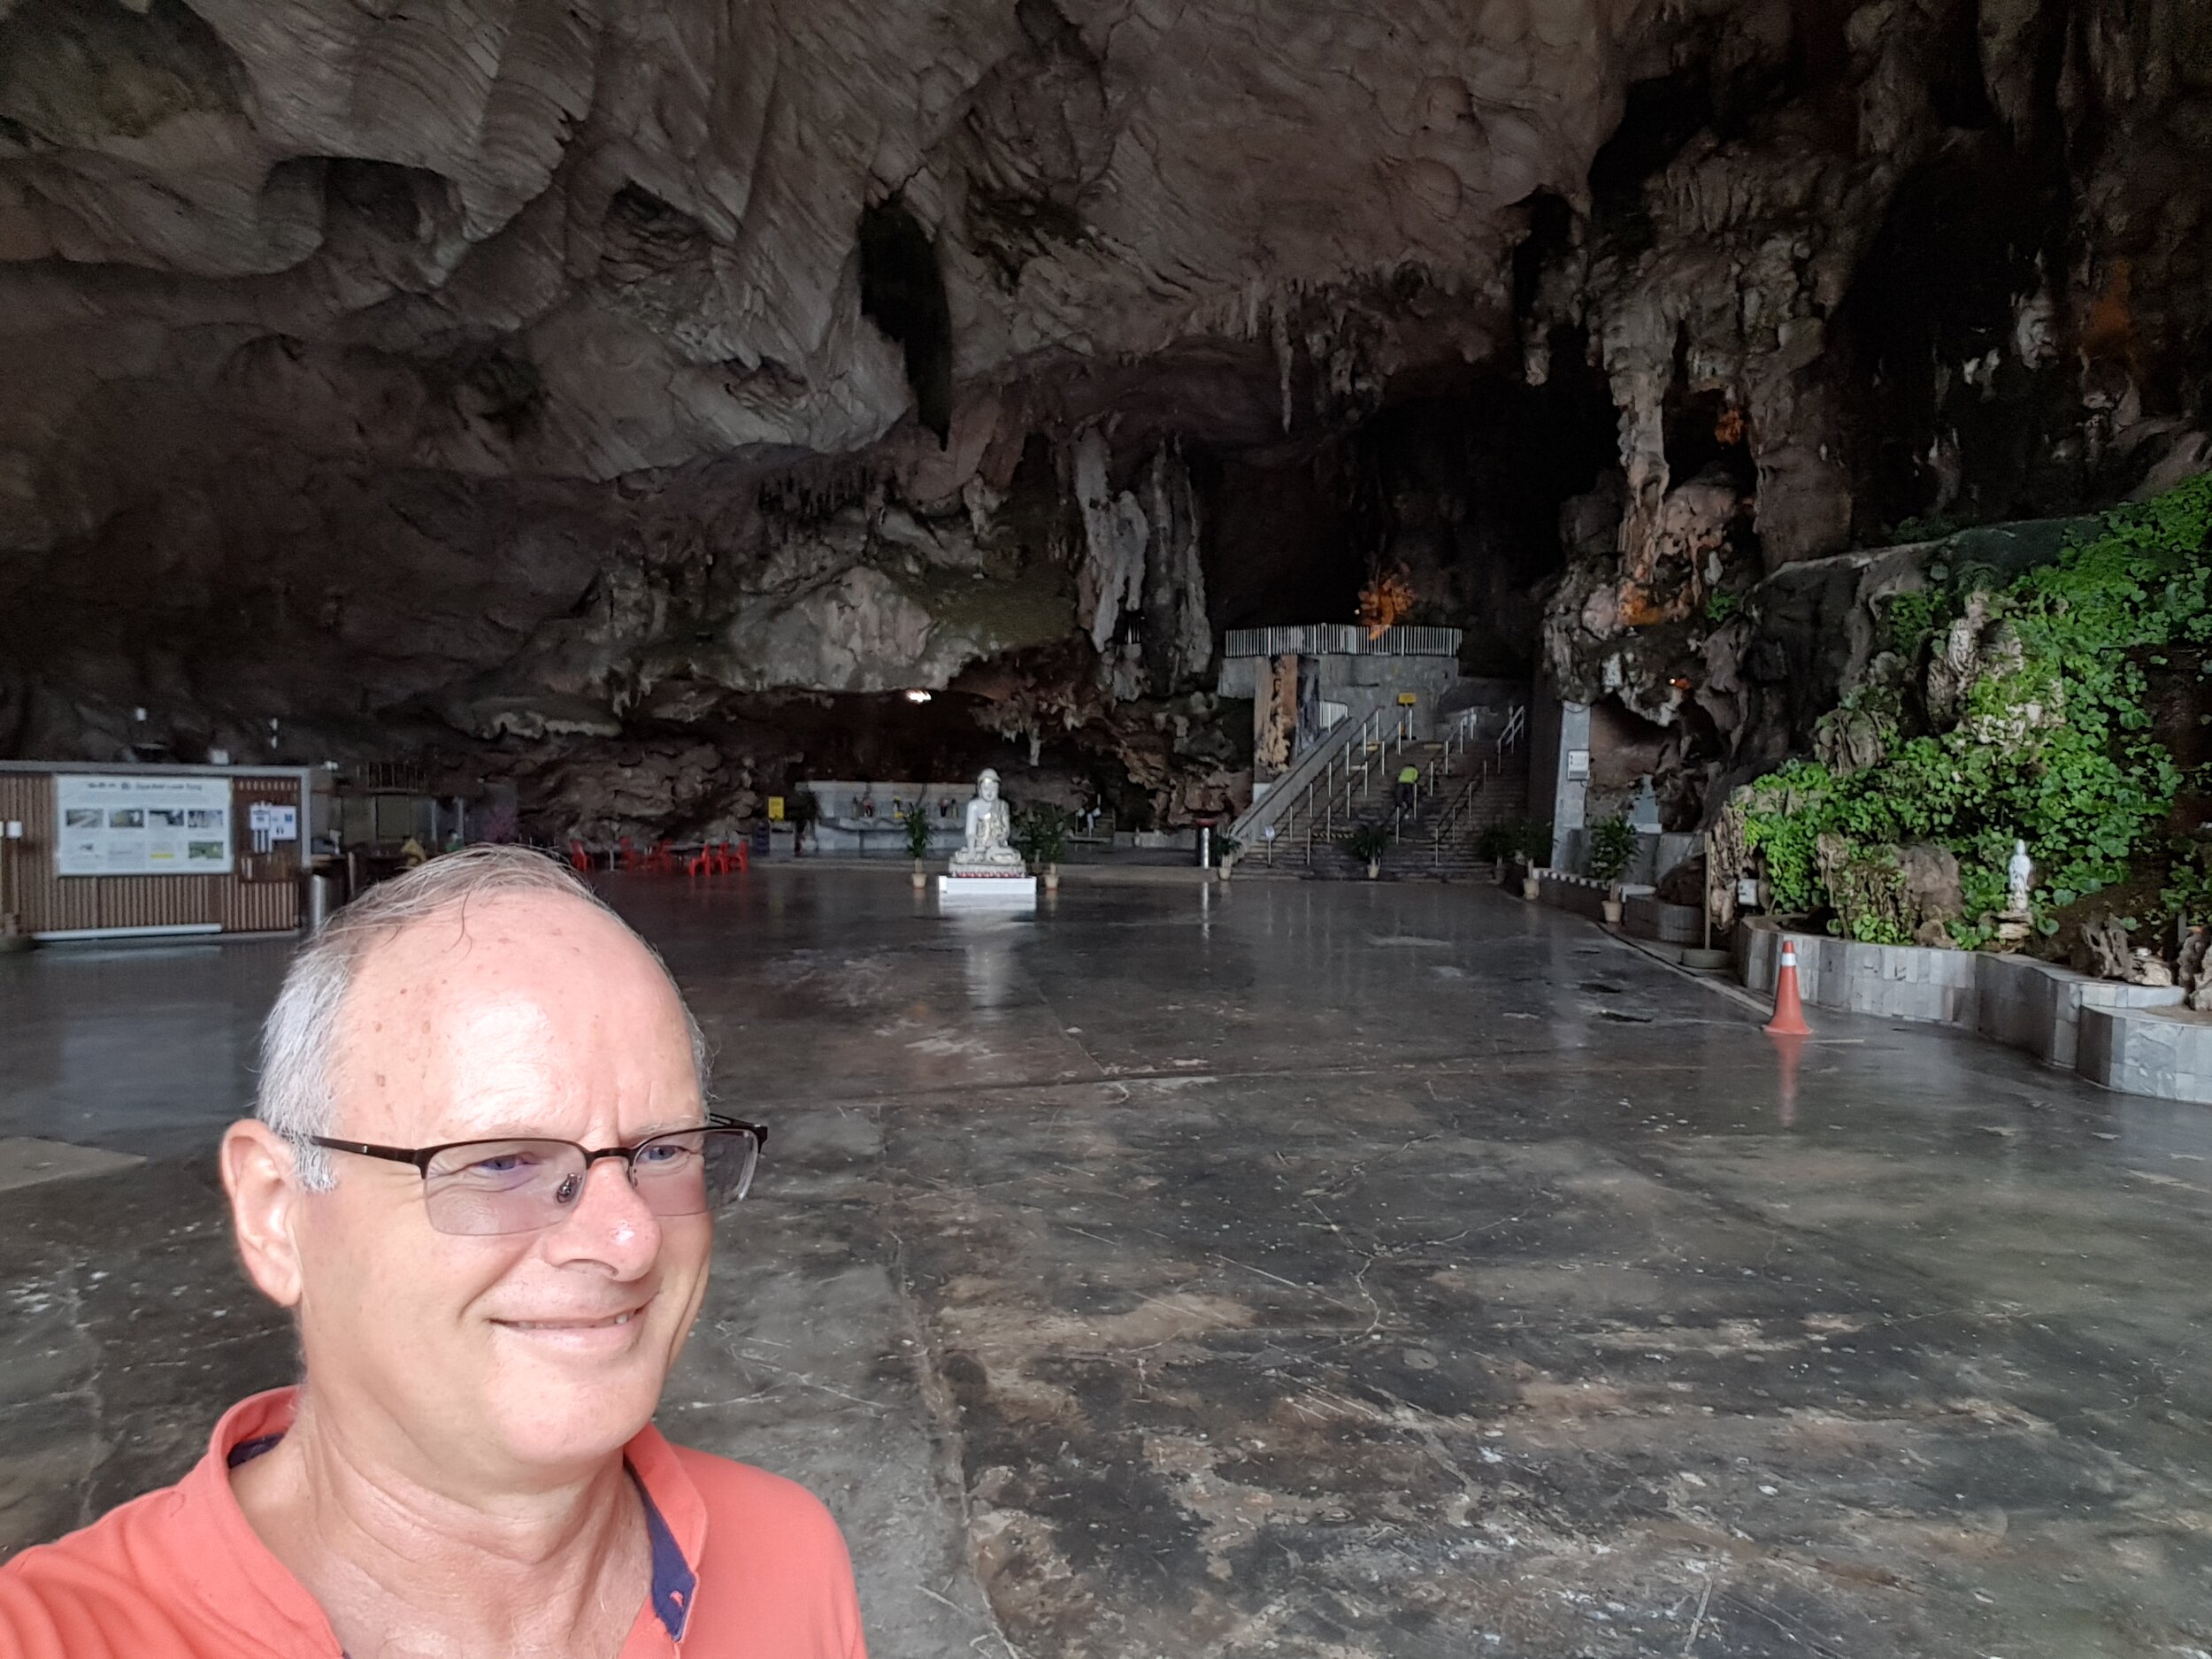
xmin=937 ymin=872 xmax=1037 ymax=906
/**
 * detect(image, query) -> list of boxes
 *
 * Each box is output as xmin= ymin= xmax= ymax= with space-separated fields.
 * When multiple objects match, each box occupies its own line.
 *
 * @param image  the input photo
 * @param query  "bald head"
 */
xmin=257 ymin=847 xmax=707 ymax=1186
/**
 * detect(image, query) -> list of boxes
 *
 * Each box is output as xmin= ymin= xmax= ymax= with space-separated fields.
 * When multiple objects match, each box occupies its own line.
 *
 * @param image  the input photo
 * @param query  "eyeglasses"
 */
xmin=305 ymin=1115 xmax=765 ymax=1237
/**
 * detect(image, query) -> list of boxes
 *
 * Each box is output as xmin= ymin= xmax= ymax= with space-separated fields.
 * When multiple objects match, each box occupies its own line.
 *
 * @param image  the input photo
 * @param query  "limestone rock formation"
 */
xmin=1 ymin=0 xmax=2208 ymax=838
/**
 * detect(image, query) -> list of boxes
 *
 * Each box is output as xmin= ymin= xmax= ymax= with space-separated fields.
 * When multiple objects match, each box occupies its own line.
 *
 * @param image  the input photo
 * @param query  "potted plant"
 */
xmin=1587 ymin=813 xmax=1636 ymax=926
xmin=1214 ymin=832 xmax=1241 ymax=882
xmin=1476 ymin=820 xmax=1516 ymax=884
xmin=1343 ymin=823 xmax=1393 ymax=879
xmin=902 ymin=803 xmax=933 ymax=889
xmin=1514 ymin=818 xmax=1554 ymax=900
xmin=1015 ymin=803 xmax=1068 ymax=891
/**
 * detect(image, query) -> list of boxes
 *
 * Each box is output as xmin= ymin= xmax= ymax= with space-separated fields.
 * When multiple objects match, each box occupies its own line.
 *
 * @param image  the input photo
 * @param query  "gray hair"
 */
xmin=257 ymin=845 xmax=708 ymax=1189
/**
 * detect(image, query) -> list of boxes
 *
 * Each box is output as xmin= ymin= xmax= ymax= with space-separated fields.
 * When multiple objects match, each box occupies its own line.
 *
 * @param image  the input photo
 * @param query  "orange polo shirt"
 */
xmin=0 ymin=1388 xmax=866 ymax=1658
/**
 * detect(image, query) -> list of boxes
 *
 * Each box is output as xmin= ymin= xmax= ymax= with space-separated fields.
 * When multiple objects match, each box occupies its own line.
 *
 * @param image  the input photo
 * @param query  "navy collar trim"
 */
xmin=632 ymin=1464 xmax=697 ymax=1642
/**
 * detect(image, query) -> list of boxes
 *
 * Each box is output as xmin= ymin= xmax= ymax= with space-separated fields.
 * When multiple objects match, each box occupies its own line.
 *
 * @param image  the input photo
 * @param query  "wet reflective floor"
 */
xmin=4 ymin=871 xmax=2211 ymax=1655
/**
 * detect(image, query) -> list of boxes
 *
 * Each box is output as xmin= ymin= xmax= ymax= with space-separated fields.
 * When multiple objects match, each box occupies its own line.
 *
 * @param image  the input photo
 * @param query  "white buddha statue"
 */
xmin=949 ymin=769 xmax=1025 ymax=873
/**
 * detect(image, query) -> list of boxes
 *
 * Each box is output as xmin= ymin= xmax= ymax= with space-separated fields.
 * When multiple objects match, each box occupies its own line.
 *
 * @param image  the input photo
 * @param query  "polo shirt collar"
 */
xmin=182 ymin=1388 xmax=710 ymax=1653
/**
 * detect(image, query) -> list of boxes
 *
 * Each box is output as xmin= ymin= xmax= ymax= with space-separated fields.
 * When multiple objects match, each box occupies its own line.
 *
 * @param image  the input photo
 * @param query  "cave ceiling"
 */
xmin=0 ymin=0 xmax=2207 ymax=833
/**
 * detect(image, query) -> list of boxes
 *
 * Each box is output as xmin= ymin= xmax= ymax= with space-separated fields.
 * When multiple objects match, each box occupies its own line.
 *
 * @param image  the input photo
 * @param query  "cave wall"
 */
xmin=1527 ymin=0 xmax=2212 ymax=829
xmin=1 ymin=0 xmax=2207 ymax=836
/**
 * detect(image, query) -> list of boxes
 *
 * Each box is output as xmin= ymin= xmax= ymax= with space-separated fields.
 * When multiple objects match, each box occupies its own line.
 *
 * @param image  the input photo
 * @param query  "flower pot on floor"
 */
xmin=1044 ymin=864 xmax=1061 ymax=892
xmin=1521 ymin=866 xmax=1543 ymax=902
xmin=1366 ymin=859 xmax=1381 ymax=880
xmin=911 ymin=859 xmax=927 ymax=891
xmin=1601 ymin=896 xmax=1624 ymax=926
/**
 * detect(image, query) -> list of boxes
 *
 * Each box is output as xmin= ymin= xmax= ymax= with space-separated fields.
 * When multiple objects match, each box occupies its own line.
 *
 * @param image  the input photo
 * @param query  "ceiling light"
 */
xmin=903 ymin=689 xmax=933 ymax=703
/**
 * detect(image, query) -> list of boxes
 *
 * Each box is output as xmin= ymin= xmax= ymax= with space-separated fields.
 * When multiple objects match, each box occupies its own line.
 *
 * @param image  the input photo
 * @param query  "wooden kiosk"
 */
xmin=0 ymin=762 xmax=319 ymax=941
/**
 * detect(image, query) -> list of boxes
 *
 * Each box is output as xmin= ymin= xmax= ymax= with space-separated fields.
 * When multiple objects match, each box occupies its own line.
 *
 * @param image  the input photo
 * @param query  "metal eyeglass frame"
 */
xmin=305 ymin=1113 xmax=768 ymax=1210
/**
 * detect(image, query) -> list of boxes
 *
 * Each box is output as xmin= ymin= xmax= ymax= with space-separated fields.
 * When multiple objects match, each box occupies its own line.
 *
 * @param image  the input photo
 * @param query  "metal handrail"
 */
xmin=1271 ymin=707 xmax=1375 ymax=857
xmin=1288 ymin=705 xmax=1410 ymax=868
xmin=1429 ymin=761 xmax=1487 ymax=859
xmin=1427 ymin=707 xmax=1525 ymax=863
xmin=1268 ymin=703 xmax=1527 ymax=872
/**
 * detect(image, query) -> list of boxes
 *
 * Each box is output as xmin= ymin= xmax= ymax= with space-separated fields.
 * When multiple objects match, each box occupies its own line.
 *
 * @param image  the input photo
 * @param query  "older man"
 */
xmin=0 ymin=848 xmax=866 ymax=1658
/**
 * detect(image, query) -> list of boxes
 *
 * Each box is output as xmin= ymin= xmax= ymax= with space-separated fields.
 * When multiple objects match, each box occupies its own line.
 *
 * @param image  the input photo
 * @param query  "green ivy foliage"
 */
xmin=1740 ymin=474 xmax=2212 ymax=941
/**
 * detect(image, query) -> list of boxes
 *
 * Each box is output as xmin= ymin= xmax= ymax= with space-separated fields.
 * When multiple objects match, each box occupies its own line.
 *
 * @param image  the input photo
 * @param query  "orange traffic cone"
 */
xmin=1764 ymin=939 xmax=1811 ymax=1036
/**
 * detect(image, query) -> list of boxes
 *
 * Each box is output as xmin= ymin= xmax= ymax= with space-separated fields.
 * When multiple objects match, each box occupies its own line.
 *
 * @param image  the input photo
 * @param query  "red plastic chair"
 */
xmin=649 ymin=840 xmax=676 ymax=874
xmin=618 ymin=836 xmax=640 ymax=872
xmin=686 ymin=844 xmax=711 ymax=878
xmin=567 ymin=841 xmax=592 ymax=874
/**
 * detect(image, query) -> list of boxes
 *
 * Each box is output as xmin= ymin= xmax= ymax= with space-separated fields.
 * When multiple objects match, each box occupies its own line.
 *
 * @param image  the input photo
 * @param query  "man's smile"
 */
xmin=492 ymin=1296 xmax=656 ymax=1342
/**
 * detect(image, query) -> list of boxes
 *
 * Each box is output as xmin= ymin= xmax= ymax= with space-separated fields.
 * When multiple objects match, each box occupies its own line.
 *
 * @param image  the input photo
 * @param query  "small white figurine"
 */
xmin=2006 ymin=838 xmax=2032 ymax=916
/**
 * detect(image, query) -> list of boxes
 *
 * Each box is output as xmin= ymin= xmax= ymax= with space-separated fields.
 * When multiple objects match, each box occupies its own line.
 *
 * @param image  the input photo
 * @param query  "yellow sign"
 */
xmin=766 ymin=795 xmax=786 ymax=822
xmin=1396 ymin=692 xmax=1417 ymax=706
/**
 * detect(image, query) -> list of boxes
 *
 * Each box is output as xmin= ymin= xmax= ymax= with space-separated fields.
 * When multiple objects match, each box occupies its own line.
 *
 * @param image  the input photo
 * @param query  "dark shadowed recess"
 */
xmin=1200 ymin=348 xmax=1617 ymax=681
xmin=859 ymin=196 xmax=956 ymax=445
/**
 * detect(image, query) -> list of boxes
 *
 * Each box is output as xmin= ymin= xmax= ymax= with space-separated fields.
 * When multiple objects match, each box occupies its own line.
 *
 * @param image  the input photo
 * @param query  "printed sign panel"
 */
xmin=55 ymin=775 xmax=235 ymax=876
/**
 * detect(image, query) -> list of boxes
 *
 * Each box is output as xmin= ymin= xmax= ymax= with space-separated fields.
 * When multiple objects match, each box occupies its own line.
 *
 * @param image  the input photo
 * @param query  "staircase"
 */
xmin=1386 ymin=759 xmax=1531 ymax=878
xmin=1239 ymin=704 xmax=1528 ymax=879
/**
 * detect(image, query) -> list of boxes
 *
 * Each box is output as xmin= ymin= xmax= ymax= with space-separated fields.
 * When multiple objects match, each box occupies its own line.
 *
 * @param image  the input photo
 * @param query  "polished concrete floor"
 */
xmin=5 ymin=871 xmax=2212 ymax=1655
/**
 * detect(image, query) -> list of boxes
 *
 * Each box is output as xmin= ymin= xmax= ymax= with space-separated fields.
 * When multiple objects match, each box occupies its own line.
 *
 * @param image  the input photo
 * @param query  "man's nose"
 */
xmin=545 ymin=1156 xmax=662 ymax=1270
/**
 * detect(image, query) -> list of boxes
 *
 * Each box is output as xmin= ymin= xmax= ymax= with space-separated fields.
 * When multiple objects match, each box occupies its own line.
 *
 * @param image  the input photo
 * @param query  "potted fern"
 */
xmin=1015 ymin=803 xmax=1068 ymax=891
xmin=1588 ymin=812 xmax=1636 ymax=926
xmin=1476 ymin=820 xmax=1516 ymax=884
xmin=1214 ymin=831 xmax=1241 ymax=883
xmin=1343 ymin=823 xmax=1392 ymax=880
xmin=902 ymin=803 xmax=933 ymax=889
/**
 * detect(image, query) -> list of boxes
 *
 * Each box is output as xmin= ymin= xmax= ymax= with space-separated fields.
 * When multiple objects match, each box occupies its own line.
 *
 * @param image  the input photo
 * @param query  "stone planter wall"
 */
xmin=1624 ymin=895 xmax=1703 ymax=946
xmin=1532 ymin=868 xmax=1651 ymax=922
xmin=2074 ymin=1004 xmax=2212 ymax=1103
xmin=1736 ymin=920 xmax=2211 ymax=1102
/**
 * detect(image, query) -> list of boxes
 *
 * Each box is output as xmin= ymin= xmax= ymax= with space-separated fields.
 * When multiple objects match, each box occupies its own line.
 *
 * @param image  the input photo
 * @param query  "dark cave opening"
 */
xmin=1198 ymin=340 xmax=1618 ymax=681
xmin=1589 ymin=67 xmax=1715 ymax=227
xmin=1837 ymin=130 xmax=2075 ymax=533
xmin=1511 ymin=189 xmax=1577 ymax=317
xmin=1202 ymin=444 xmax=1363 ymax=632
xmin=858 ymin=196 xmax=955 ymax=444
xmin=1663 ymin=387 xmax=1756 ymax=494
xmin=1585 ymin=22 xmax=1797 ymax=256
xmin=722 ymin=691 xmax=1023 ymax=790
xmin=1352 ymin=348 xmax=1620 ymax=678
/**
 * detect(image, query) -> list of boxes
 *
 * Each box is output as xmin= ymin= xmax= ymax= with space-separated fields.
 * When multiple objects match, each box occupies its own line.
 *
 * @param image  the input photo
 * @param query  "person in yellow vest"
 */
xmin=1394 ymin=762 xmax=1418 ymax=824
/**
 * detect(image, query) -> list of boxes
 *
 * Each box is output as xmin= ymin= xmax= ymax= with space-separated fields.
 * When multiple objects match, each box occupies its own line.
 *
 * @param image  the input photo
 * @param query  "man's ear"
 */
xmin=221 ymin=1119 xmax=309 ymax=1309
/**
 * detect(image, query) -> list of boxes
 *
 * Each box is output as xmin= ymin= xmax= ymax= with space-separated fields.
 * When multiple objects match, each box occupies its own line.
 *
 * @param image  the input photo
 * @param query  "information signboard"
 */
xmin=55 ymin=775 xmax=234 ymax=876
